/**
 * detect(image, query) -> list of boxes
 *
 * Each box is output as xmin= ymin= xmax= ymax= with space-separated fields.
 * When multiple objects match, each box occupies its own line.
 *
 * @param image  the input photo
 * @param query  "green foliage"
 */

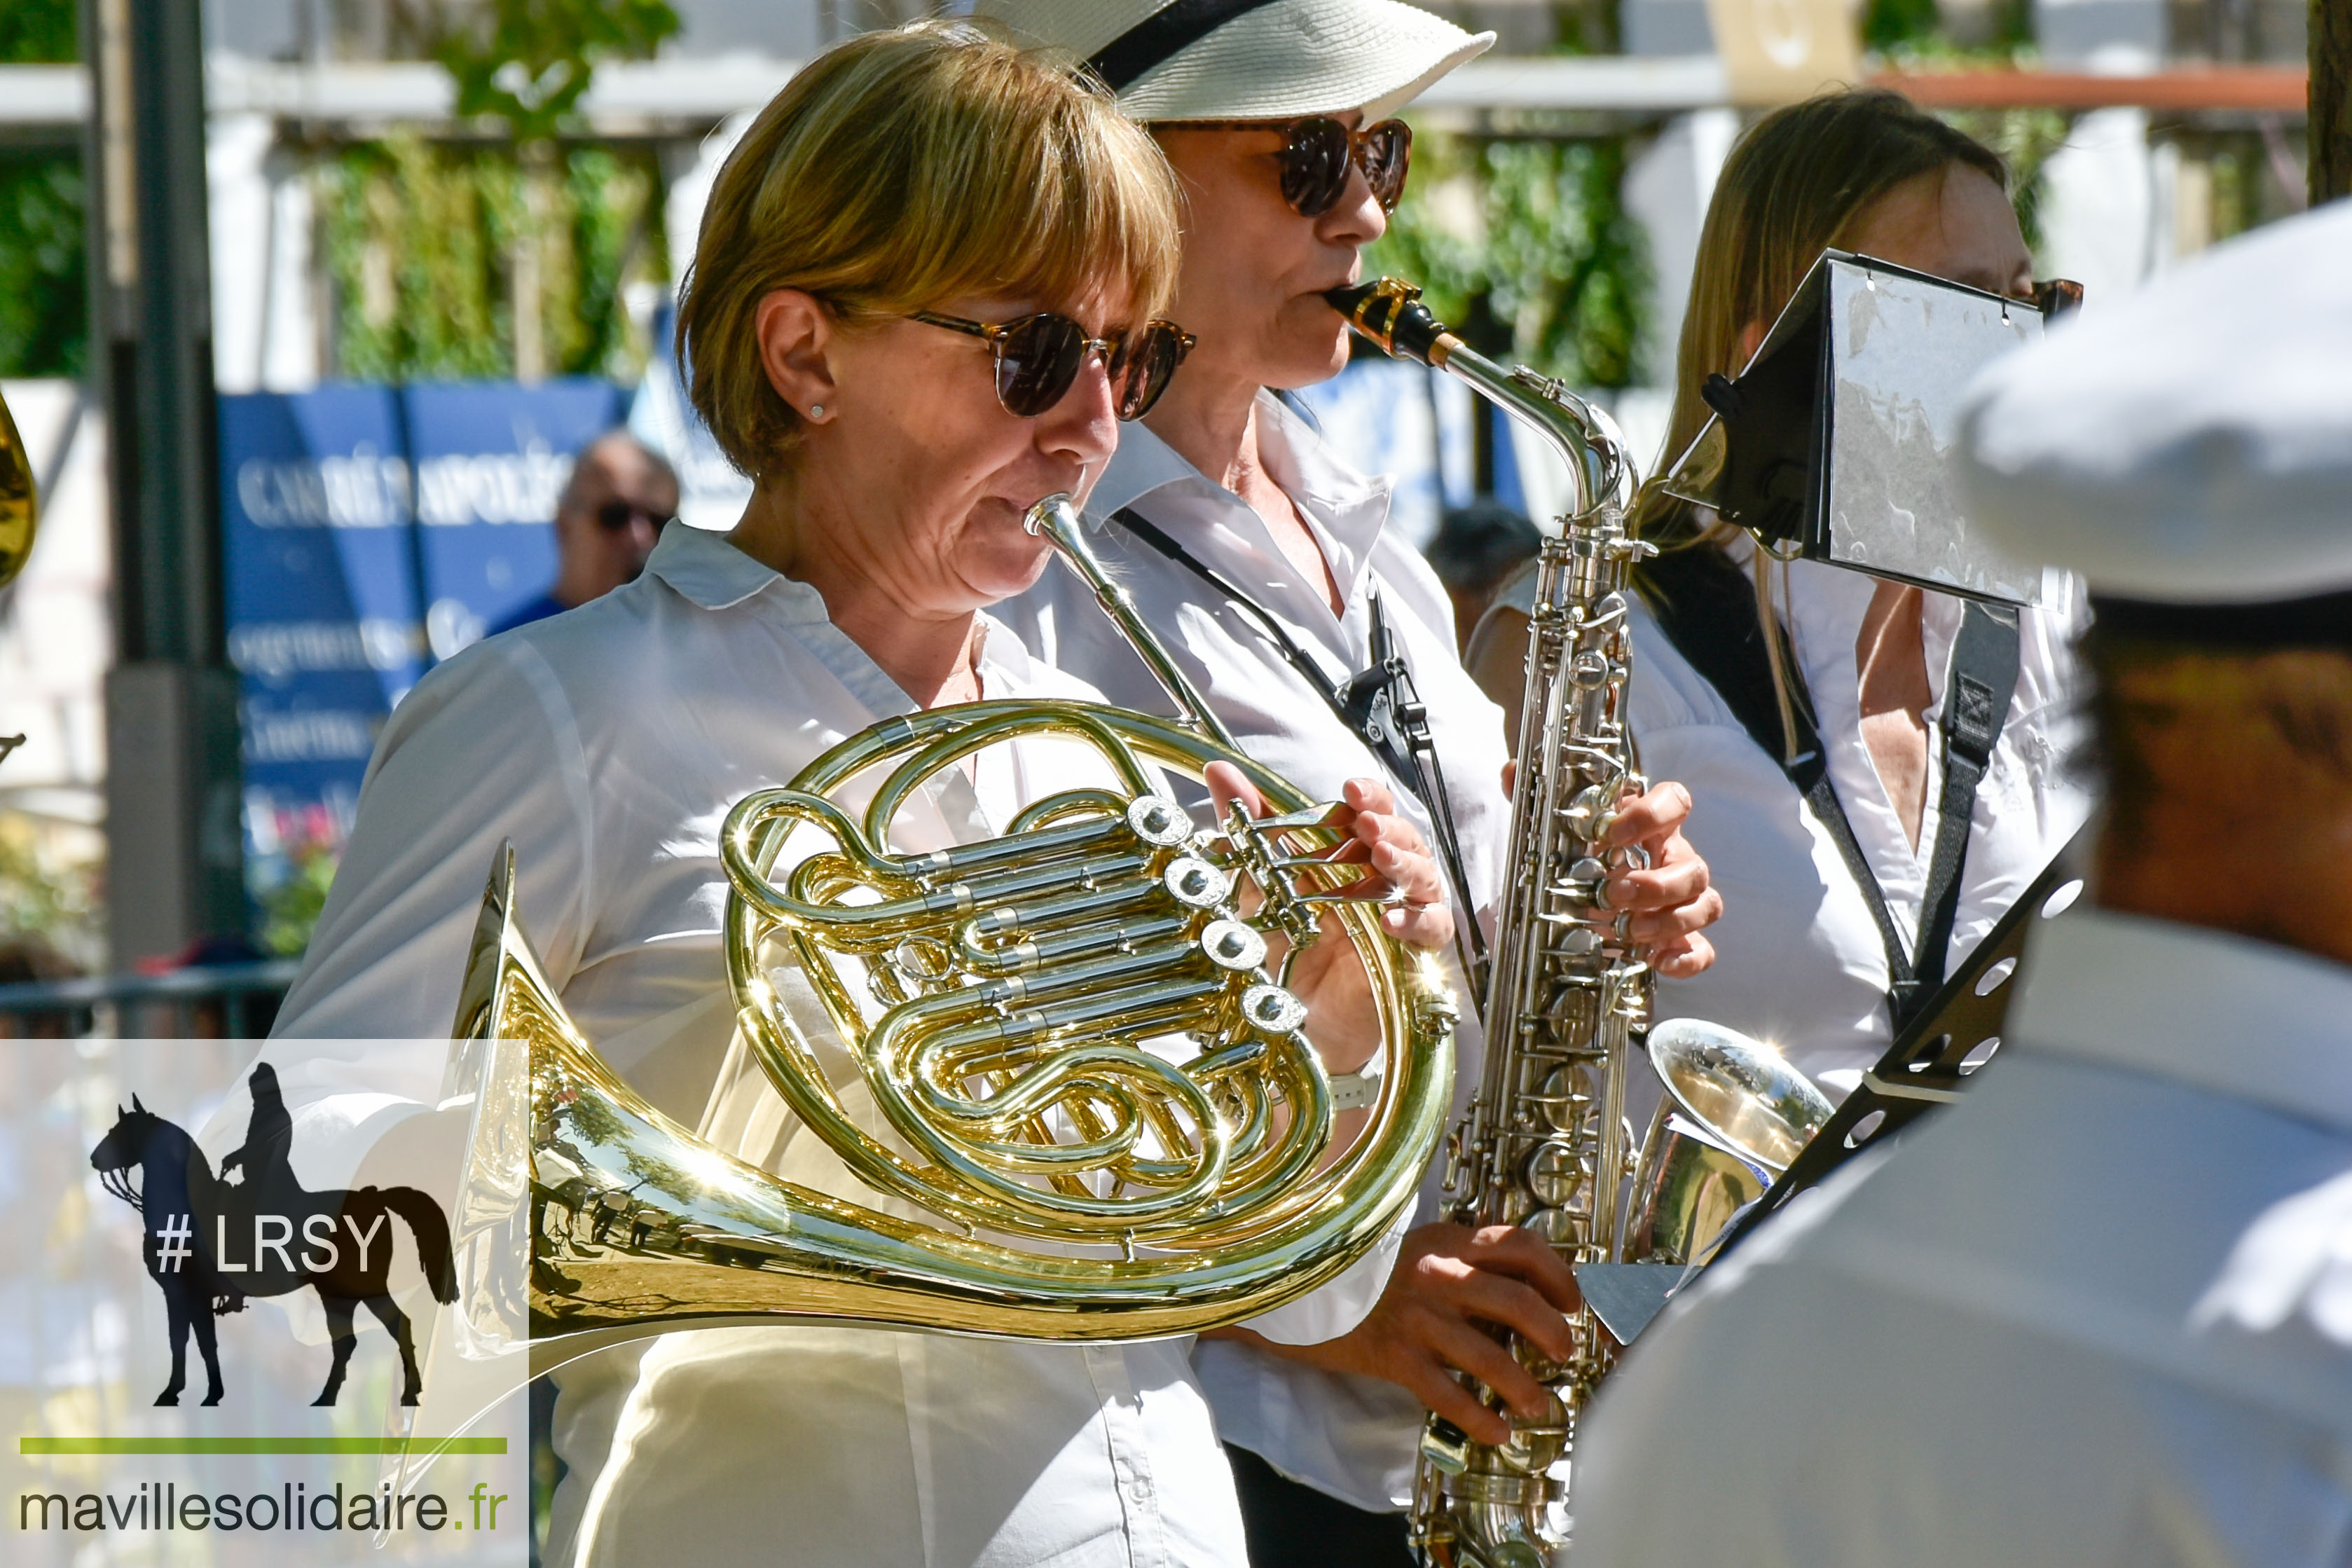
xmin=318 ymin=136 xmax=663 ymax=383
xmin=1863 ymin=0 xmax=1943 ymax=52
xmin=0 ymin=153 xmax=85 ymax=378
xmin=432 ymin=0 xmax=681 ymax=143
xmin=0 ymin=0 xmax=77 ymax=63
xmin=256 ymin=840 xmax=338 ymax=958
xmin=1366 ymin=130 xmax=1649 ymax=388
xmin=0 ymin=813 xmax=101 ymax=970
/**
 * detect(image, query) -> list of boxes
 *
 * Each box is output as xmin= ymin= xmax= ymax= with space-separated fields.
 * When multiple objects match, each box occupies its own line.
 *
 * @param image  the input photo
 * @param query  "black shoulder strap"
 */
xmin=1109 ymin=506 xmax=1490 ymax=986
xmin=1640 ymin=550 xmax=2020 ymax=1028
xmin=1914 ymin=601 xmax=2022 ymax=994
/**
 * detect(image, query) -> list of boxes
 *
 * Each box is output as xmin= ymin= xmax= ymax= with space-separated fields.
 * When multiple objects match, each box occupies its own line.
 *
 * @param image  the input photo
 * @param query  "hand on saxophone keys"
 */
xmin=1209 ymin=1220 xmax=1586 ymax=1448
xmin=1598 ymin=780 xmax=1722 ymax=979
xmin=1501 ymin=764 xmax=1724 ymax=979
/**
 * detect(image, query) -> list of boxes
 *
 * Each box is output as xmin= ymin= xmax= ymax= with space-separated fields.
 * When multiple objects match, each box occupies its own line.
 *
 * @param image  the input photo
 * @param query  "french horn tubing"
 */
xmin=460 ymin=495 xmax=1458 ymax=1372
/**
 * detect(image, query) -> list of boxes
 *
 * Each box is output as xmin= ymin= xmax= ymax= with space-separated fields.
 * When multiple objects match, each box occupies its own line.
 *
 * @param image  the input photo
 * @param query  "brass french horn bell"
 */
xmin=0 ymin=386 xmax=34 ymax=591
xmin=0 ymin=386 xmax=35 ymax=767
xmin=464 ymin=495 xmax=1459 ymax=1373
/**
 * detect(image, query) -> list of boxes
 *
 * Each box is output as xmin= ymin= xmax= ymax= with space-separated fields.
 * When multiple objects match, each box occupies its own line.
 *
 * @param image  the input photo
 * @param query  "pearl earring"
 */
xmin=809 ymin=404 xmax=825 ymax=418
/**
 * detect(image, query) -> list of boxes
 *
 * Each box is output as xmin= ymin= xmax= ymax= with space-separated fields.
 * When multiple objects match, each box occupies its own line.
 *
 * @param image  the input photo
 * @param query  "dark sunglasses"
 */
xmin=1163 ymin=117 xmax=1412 ymax=218
xmin=594 ymin=500 xmax=674 ymax=535
xmin=910 ymin=311 xmax=1197 ymax=420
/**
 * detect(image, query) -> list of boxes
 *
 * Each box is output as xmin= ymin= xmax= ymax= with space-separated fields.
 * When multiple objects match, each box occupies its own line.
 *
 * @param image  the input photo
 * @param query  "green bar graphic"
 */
xmin=21 ymin=1438 xmax=508 ymax=1455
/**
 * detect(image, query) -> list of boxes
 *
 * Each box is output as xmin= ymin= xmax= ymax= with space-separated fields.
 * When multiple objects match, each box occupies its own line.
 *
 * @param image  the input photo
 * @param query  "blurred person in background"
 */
xmin=489 ymin=430 xmax=681 ymax=634
xmin=1422 ymin=500 xmax=1539 ymax=653
xmin=1574 ymin=197 xmax=2352 ymax=1568
xmin=1471 ymin=90 xmax=2091 ymax=1094
xmin=982 ymin=1 xmax=1723 ymax=1560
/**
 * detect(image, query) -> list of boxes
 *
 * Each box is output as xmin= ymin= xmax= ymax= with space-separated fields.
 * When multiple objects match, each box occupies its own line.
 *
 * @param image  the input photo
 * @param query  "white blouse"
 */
xmin=269 ymin=521 xmax=1340 ymax=1568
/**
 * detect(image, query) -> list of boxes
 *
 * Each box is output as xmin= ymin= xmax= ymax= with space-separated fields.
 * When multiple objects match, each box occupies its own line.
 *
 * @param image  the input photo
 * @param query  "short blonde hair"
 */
xmin=679 ymin=22 xmax=1183 ymax=477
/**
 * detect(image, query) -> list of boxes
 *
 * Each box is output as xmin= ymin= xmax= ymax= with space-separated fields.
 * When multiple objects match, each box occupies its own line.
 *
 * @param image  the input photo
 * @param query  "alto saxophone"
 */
xmin=1331 ymin=280 xmax=1824 ymax=1567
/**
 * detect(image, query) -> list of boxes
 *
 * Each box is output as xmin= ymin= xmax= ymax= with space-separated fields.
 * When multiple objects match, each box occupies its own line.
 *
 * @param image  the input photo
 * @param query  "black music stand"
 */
xmin=1705 ymin=830 xmax=2091 ymax=1263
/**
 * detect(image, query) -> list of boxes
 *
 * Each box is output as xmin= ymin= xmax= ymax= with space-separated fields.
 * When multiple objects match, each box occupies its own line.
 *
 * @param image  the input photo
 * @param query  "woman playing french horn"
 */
xmin=270 ymin=23 xmax=1452 ymax=1567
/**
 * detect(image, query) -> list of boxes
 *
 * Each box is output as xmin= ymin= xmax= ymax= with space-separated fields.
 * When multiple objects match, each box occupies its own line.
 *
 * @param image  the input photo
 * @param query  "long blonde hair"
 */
xmin=1636 ymin=89 xmax=2008 ymax=756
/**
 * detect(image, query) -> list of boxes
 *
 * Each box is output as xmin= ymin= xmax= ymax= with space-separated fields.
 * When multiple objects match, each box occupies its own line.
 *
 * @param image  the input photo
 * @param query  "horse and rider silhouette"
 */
xmin=89 ymin=1062 xmax=457 ymax=1408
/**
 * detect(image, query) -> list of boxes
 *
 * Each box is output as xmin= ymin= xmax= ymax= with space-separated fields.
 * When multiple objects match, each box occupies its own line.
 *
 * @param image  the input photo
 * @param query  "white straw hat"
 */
xmin=976 ymin=0 xmax=1494 ymax=123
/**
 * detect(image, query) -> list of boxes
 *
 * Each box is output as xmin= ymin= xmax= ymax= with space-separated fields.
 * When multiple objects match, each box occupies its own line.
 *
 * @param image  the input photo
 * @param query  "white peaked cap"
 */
xmin=1958 ymin=200 xmax=2352 ymax=605
xmin=977 ymin=0 xmax=1494 ymax=123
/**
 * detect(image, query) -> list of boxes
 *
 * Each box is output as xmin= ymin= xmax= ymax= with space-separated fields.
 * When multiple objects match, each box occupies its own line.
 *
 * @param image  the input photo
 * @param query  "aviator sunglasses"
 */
xmin=911 ymin=311 xmax=1197 ymax=420
xmin=1162 ymin=117 xmax=1413 ymax=218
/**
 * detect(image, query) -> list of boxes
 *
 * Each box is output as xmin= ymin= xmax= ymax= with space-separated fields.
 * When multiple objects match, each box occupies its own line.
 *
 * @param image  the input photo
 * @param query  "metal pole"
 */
xmin=81 ymin=0 xmax=246 ymax=966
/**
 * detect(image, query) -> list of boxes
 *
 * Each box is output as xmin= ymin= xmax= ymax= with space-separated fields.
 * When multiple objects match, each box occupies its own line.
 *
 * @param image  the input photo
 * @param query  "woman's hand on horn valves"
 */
xmin=1203 ymin=762 xmax=1454 ymax=951
xmin=1204 ymin=762 xmax=1452 ymax=1081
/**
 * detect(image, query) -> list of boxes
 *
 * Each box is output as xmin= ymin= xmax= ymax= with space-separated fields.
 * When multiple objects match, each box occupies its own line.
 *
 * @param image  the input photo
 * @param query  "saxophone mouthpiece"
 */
xmin=1324 ymin=279 xmax=1453 ymax=369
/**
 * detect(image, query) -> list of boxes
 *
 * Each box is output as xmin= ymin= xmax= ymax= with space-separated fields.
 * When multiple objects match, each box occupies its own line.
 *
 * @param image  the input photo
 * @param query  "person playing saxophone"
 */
xmin=982 ymin=2 xmax=1726 ymax=1560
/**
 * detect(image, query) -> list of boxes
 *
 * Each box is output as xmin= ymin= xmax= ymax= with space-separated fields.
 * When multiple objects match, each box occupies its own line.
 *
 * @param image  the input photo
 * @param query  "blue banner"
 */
xmin=221 ymin=381 xmax=627 ymax=904
xmin=221 ymin=387 xmax=422 ymax=876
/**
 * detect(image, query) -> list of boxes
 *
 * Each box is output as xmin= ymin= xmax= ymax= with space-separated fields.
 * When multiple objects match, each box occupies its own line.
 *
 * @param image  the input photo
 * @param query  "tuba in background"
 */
xmin=1330 ymin=280 xmax=1831 ymax=1568
xmin=458 ymin=495 xmax=1458 ymax=1370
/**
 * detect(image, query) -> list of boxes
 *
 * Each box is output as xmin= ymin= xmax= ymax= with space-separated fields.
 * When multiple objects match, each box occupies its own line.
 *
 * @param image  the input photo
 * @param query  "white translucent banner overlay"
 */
xmin=4 ymin=1037 xmax=529 ymax=1564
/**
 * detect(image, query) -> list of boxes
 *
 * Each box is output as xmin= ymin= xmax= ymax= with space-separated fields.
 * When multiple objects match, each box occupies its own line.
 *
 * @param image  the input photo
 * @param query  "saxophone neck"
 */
xmin=1024 ymin=493 xmax=1242 ymax=751
xmin=1326 ymin=279 xmax=1641 ymax=532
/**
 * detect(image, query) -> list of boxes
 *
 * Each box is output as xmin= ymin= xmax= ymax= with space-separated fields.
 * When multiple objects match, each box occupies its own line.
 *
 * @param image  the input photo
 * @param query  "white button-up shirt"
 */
xmin=1000 ymin=394 xmax=1515 ymax=1513
xmin=1611 ymin=539 xmax=2089 ymax=1085
xmin=270 ymin=522 xmax=1265 ymax=1568
xmin=1575 ymin=909 xmax=2352 ymax=1567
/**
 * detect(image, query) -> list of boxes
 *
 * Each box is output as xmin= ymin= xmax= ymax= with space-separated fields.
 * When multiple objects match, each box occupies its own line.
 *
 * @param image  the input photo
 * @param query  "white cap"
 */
xmin=1958 ymin=200 xmax=2352 ymax=606
xmin=977 ymin=0 xmax=1493 ymax=123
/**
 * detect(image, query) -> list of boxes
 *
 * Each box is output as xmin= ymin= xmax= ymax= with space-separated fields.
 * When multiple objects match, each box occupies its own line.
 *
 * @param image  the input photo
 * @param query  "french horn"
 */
xmin=458 ymin=495 xmax=1458 ymax=1370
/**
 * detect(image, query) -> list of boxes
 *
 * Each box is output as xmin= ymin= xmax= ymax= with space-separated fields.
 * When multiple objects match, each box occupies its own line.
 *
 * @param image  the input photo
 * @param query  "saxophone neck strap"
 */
xmin=1108 ymin=505 xmax=1491 ymax=984
xmin=1640 ymin=549 xmax=2021 ymax=1030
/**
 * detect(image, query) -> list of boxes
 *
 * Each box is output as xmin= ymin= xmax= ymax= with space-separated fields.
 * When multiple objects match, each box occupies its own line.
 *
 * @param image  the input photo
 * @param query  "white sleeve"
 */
xmin=270 ymin=636 xmax=596 ymax=1041
xmin=1235 ymin=1204 xmax=1411 ymax=1346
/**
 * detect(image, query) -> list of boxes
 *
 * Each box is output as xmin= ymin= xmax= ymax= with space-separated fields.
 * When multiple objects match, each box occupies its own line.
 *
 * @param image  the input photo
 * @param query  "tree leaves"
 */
xmin=1366 ymin=128 xmax=1651 ymax=389
xmin=429 ymin=0 xmax=681 ymax=144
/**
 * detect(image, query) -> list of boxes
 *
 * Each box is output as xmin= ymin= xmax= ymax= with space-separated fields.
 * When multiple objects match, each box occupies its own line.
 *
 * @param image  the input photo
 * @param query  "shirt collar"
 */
xmin=645 ymin=519 xmax=823 ymax=617
xmin=2012 ymin=909 xmax=2352 ymax=1139
xmin=643 ymin=517 xmax=1039 ymax=712
xmin=1087 ymin=394 xmax=1393 ymax=597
